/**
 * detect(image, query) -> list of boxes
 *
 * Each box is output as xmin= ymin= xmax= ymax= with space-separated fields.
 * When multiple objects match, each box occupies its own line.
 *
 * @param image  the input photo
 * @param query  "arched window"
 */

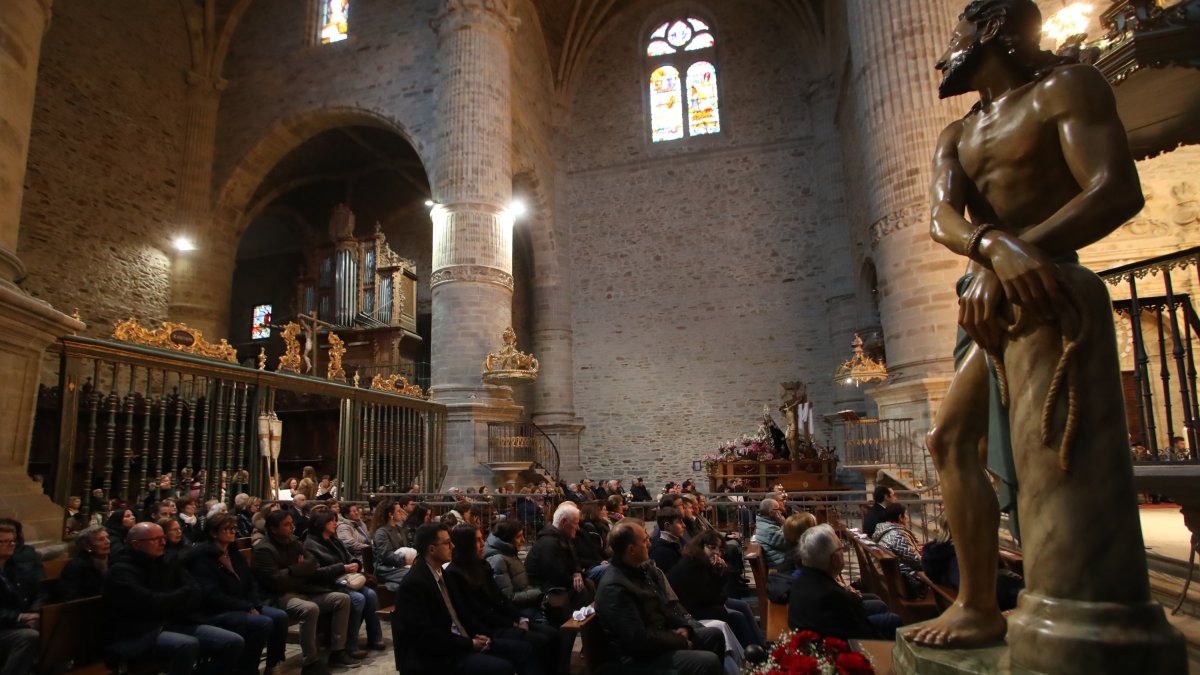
xmin=317 ymin=0 xmax=349 ymax=44
xmin=646 ymin=17 xmax=720 ymax=142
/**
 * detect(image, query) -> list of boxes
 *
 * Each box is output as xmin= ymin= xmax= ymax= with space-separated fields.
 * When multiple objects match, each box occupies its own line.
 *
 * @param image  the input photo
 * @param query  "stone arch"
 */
xmin=213 ymin=106 xmax=431 ymax=237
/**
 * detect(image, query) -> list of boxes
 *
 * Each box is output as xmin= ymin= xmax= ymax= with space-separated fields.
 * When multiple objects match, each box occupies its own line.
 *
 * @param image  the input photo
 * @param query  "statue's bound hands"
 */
xmin=979 ymin=230 xmax=1065 ymax=323
xmin=958 ymin=269 xmax=1006 ymax=352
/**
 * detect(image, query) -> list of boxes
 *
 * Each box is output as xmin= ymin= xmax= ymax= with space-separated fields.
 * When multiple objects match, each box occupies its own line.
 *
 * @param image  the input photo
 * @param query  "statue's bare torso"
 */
xmin=951 ymin=66 xmax=1090 ymax=243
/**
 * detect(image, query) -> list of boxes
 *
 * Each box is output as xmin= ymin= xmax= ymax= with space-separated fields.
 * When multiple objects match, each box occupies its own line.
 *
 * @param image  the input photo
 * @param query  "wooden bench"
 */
xmin=851 ymin=536 xmax=938 ymax=624
xmin=744 ymin=544 xmax=789 ymax=641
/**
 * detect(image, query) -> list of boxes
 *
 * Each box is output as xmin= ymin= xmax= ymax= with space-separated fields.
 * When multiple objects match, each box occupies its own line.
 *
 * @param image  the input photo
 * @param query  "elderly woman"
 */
xmin=186 ymin=512 xmax=290 ymax=675
xmin=370 ymin=499 xmax=413 ymax=590
xmin=303 ymin=510 xmax=383 ymax=653
xmin=234 ymin=493 xmax=259 ymax=539
xmin=336 ymin=503 xmax=372 ymax=566
xmin=61 ymin=525 xmax=110 ymax=600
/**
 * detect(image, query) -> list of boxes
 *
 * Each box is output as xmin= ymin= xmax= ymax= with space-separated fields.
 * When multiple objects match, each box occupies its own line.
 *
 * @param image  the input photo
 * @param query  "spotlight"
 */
xmin=424 ymin=199 xmax=435 ymax=207
xmin=173 ymin=236 xmax=196 ymax=252
xmin=509 ymin=198 xmax=527 ymax=217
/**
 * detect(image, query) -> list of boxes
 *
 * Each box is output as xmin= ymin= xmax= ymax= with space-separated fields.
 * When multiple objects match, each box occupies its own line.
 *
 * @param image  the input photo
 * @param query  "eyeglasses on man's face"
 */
xmin=0 ymin=539 xmax=15 ymax=546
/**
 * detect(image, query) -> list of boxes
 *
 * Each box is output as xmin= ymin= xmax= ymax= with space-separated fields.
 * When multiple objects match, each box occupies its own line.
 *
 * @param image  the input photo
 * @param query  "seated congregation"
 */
xmin=1 ymin=479 xmax=999 ymax=675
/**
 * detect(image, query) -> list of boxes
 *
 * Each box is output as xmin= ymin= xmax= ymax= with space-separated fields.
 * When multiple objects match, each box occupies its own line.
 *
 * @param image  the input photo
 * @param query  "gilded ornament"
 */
xmin=370 ymin=373 xmax=424 ymax=398
xmin=327 ymin=331 xmax=347 ymax=382
xmin=113 ymin=318 xmax=238 ymax=363
xmin=833 ymin=334 xmax=888 ymax=386
xmin=277 ymin=322 xmax=302 ymax=374
xmin=257 ymin=348 xmax=266 ymax=371
xmin=482 ymin=327 xmax=539 ymax=385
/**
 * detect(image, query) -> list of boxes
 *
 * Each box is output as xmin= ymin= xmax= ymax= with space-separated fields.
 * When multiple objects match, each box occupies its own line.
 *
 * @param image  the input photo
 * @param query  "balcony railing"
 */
xmin=1100 ymin=246 xmax=1200 ymax=462
xmin=35 ymin=336 xmax=445 ymax=522
xmin=486 ymin=421 xmax=561 ymax=482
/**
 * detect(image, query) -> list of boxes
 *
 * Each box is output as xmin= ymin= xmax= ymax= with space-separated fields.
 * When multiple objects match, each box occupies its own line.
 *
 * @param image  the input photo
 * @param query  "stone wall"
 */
xmin=18 ymin=1 xmax=189 ymax=337
xmin=215 ymin=0 xmax=441 ymax=213
xmin=562 ymin=5 xmax=851 ymax=485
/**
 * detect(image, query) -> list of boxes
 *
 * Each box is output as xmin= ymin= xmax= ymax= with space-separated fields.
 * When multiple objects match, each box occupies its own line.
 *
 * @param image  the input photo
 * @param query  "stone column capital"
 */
xmin=432 ymin=0 xmax=520 ymax=37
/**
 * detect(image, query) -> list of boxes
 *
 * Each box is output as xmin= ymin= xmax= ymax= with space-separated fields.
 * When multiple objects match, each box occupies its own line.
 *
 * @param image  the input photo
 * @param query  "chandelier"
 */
xmin=834 ymin=333 xmax=888 ymax=387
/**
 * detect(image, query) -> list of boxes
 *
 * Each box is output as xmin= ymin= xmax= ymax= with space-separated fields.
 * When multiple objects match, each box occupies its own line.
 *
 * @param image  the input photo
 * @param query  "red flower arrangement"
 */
xmin=743 ymin=629 xmax=875 ymax=675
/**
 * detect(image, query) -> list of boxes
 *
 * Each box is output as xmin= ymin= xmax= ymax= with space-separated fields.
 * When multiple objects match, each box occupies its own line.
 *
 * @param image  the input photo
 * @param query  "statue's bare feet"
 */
xmin=905 ymin=603 xmax=1007 ymax=648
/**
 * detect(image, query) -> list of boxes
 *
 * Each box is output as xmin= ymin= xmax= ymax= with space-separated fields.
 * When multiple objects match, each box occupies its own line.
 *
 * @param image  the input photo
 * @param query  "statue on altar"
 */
xmin=779 ymin=381 xmax=814 ymax=459
xmin=758 ymin=406 xmax=789 ymax=459
xmin=912 ymin=1 xmax=1184 ymax=671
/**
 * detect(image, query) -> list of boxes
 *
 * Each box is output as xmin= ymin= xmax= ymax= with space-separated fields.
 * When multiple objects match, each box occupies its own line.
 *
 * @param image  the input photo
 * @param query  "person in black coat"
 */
xmin=0 ymin=523 xmax=39 ymax=675
xmin=60 ymin=525 xmax=110 ymax=600
xmin=392 ymin=523 xmax=538 ymax=675
xmin=303 ymin=510 xmax=383 ymax=652
xmin=862 ymin=485 xmax=895 ymax=539
xmin=185 ymin=513 xmax=290 ymax=675
xmin=668 ymin=530 xmax=765 ymax=649
xmin=594 ymin=520 xmax=723 ymax=675
xmin=787 ymin=525 xmax=901 ymax=639
xmin=524 ymin=503 xmax=593 ymax=618
xmin=629 ymin=478 xmax=653 ymax=503
xmin=103 ymin=522 xmax=244 ymax=675
xmin=648 ymin=507 xmax=685 ymax=574
xmin=447 ymin=524 xmax=559 ymax=675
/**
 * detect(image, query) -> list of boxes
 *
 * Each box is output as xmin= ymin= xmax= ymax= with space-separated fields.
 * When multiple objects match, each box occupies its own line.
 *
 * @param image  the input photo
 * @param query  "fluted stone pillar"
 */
xmin=168 ymin=74 xmax=234 ymax=338
xmin=430 ymin=0 xmax=523 ymax=489
xmin=0 ymin=0 xmax=86 ymax=543
xmin=844 ymin=0 xmax=965 ymax=430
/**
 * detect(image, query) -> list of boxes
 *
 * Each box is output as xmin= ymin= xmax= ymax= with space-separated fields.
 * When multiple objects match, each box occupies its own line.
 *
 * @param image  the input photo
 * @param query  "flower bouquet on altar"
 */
xmin=703 ymin=433 xmax=776 ymax=471
xmin=743 ymin=629 xmax=875 ymax=675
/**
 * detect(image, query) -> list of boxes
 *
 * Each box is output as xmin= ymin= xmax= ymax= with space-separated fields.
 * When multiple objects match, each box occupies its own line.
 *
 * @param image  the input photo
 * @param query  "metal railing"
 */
xmin=830 ymin=417 xmax=934 ymax=489
xmin=1100 ymin=246 xmax=1200 ymax=461
xmin=40 ymin=336 xmax=445 ymax=521
xmin=486 ymin=421 xmax=561 ymax=482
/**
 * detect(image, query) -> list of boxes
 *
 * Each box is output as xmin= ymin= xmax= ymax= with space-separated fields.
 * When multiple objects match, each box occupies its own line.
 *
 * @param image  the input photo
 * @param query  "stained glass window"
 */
xmin=687 ymin=62 xmax=720 ymax=135
xmin=252 ymin=304 xmax=272 ymax=340
xmin=650 ymin=67 xmax=683 ymax=142
xmin=318 ymin=0 xmax=349 ymax=44
xmin=646 ymin=16 xmax=719 ymax=142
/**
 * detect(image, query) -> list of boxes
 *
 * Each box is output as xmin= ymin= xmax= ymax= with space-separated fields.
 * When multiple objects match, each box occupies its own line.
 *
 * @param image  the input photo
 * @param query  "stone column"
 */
xmin=430 ymin=0 xmax=523 ymax=489
xmin=168 ymin=73 xmax=234 ymax=338
xmin=844 ymin=0 xmax=964 ymax=433
xmin=530 ymin=202 xmax=585 ymax=479
xmin=0 ymin=0 xmax=85 ymax=543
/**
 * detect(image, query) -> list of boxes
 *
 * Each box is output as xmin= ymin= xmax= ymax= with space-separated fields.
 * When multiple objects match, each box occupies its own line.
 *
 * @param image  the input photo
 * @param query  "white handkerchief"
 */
xmin=571 ymin=606 xmax=596 ymax=622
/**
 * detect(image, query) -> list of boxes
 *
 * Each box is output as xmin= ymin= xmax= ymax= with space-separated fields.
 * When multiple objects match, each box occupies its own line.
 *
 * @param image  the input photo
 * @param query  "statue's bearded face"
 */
xmin=936 ymin=19 xmax=984 ymax=99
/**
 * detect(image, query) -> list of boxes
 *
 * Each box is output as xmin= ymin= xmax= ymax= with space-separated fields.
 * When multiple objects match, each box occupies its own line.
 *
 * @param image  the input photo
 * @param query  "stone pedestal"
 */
xmin=0 ymin=285 xmax=84 ymax=543
xmin=893 ymin=624 xmax=1023 ymax=675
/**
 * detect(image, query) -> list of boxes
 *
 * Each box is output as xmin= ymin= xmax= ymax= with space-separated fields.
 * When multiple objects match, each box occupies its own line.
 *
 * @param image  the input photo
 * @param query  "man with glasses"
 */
xmin=752 ymin=498 xmax=788 ymax=568
xmin=393 ymin=523 xmax=537 ymax=675
xmin=103 ymin=522 xmax=244 ymax=675
xmin=0 ymin=524 xmax=38 ymax=675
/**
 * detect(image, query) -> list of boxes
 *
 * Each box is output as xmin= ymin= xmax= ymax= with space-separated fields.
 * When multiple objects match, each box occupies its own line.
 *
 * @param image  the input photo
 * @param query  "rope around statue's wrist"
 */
xmin=966 ymin=223 xmax=995 ymax=262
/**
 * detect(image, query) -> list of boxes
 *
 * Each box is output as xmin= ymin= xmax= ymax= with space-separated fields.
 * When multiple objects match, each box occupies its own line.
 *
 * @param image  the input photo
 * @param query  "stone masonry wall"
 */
xmin=215 ymin=0 xmax=442 ymax=208
xmin=563 ymin=4 xmax=850 ymax=485
xmin=18 ymin=1 xmax=189 ymax=338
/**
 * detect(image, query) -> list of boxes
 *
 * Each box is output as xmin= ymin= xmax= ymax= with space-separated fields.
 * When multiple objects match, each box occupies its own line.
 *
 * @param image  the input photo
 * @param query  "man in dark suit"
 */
xmin=392 ymin=523 xmax=539 ymax=675
xmin=788 ymin=524 xmax=902 ymax=639
xmin=862 ymin=485 xmax=896 ymax=539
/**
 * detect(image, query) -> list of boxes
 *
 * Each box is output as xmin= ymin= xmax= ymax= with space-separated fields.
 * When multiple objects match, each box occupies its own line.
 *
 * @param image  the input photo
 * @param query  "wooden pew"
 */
xmin=744 ymin=544 xmax=789 ymax=641
xmin=855 ymin=538 xmax=939 ymax=624
xmin=39 ymin=596 xmax=107 ymax=674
